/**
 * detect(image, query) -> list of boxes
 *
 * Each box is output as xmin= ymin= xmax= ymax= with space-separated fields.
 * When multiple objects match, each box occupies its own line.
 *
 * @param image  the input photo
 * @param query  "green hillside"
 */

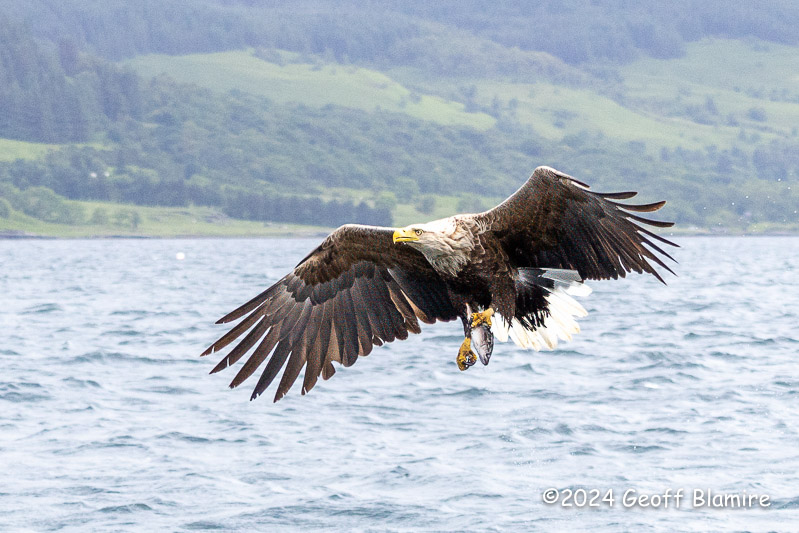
xmin=0 ymin=199 xmax=329 ymax=238
xmin=623 ymin=38 xmax=799 ymax=93
xmin=1 ymin=2 xmax=798 ymax=236
xmin=125 ymin=50 xmax=495 ymax=130
xmin=403 ymin=37 xmax=799 ymax=152
xmin=121 ymin=37 xmax=799 ymax=159
xmin=620 ymin=39 xmax=799 ymax=142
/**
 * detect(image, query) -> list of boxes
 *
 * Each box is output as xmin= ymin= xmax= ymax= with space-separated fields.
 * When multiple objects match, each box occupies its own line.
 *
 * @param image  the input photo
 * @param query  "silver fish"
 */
xmin=470 ymin=323 xmax=494 ymax=366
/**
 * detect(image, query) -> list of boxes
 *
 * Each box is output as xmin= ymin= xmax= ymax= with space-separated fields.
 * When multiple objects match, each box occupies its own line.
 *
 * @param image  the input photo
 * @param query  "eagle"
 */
xmin=203 ymin=166 xmax=676 ymax=402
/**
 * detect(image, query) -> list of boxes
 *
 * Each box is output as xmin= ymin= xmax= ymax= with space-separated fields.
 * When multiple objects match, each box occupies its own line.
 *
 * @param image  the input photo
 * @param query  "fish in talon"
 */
xmin=471 ymin=323 xmax=494 ymax=365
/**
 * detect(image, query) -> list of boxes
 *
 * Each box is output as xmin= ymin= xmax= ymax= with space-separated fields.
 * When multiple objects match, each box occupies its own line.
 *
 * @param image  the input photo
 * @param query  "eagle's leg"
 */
xmin=470 ymin=308 xmax=494 ymax=328
xmin=456 ymin=337 xmax=477 ymax=371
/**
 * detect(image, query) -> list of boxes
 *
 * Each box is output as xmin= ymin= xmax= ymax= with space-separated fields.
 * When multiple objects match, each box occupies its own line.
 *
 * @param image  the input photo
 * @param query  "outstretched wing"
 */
xmin=203 ymin=224 xmax=458 ymax=402
xmin=474 ymin=166 xmax=677 ymax=282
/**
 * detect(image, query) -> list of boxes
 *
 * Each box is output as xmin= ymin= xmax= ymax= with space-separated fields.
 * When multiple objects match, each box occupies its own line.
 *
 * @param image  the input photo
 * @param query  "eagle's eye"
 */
xmin=414 ymin=229 xmax=423 ymax=236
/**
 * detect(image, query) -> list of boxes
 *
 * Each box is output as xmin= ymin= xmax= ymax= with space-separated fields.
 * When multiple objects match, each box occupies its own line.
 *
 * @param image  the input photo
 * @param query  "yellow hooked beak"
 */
xmin=392 ymin=228 xmax=419 ymax=243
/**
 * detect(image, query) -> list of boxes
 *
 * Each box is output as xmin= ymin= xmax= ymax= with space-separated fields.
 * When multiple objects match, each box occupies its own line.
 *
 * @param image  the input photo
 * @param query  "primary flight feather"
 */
xmin=203 ymin=166 xmax=677 ymax=401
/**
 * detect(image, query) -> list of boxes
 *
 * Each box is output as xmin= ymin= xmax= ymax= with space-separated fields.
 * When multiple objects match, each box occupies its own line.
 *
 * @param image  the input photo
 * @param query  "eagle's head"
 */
xmin=392 ymin=218 xmax=476 ymax=274
xmin=392 ymin=219 xmax=455 ymax=251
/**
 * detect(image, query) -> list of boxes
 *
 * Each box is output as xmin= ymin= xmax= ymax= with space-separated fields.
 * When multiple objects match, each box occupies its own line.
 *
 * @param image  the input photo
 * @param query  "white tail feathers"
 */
xmin=492 ymin=281 xmax=591 ymax=351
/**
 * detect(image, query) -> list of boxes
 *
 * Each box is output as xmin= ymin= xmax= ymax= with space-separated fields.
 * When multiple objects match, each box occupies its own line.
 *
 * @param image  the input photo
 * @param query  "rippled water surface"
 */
xmin=1 ymin=236 xmax=798 ymax=531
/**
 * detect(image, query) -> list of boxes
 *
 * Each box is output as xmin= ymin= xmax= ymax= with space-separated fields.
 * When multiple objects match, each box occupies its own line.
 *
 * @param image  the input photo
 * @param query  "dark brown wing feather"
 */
xmin=474 ymin=166 xmax=677 ymax=282
xmin=203 ymin=224 xmax=458 ymax=401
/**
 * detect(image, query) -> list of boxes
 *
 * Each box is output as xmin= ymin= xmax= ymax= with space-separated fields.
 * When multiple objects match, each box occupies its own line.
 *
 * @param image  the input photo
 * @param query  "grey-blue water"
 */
xmin=1 ymin=236 xmax=797 ymax=532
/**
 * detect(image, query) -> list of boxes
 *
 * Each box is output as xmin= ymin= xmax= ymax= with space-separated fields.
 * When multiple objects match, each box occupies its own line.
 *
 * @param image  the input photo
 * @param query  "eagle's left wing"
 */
xmin=473 ymin=166 xmax=678 ymax=283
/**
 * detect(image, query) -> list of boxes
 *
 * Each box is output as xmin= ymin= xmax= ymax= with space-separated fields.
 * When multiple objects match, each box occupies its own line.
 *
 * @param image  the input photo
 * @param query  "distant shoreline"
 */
xmin=2 ymin=228 xmax=797 ymax=240
xmin=0 ymin=229 xmax=331 ymax=240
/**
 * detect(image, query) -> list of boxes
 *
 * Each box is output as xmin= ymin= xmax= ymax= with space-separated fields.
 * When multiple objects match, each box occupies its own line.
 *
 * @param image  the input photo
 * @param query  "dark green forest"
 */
xmin=1 ymin=1 xmax=798 ymax=231
xmin=8 ymin=0 xmax=799 ymax=66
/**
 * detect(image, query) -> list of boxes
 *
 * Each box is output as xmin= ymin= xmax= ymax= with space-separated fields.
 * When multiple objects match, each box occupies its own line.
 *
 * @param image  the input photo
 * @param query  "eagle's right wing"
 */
xmin=202 ymin=224 xmax=458 ymax=402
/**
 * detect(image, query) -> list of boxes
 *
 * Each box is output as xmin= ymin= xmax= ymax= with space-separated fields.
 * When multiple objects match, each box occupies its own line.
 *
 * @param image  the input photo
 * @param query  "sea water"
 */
xmin=1 ymin=236 xmax=797 ymax=531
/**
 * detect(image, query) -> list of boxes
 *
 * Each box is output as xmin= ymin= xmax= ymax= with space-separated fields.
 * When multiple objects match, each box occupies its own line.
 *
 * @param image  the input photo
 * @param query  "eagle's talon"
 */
xmin=471 ymin=308 xmax=494 ymax=328
xmin=457 ymin=337 xmax=477 ymax=371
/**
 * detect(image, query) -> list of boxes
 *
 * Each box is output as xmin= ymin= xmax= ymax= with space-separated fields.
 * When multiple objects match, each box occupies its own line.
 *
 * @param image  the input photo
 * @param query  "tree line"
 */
xmin=7 ymin=0 xmax=799 ymax=71
xmin=0 ymin=17 xmax=142 ymax=143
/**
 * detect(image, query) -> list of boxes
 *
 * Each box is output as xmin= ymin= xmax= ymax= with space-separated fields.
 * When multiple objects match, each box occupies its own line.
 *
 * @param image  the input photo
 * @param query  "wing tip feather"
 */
xmin=533 ymin=165 xmax=590 ymax=188
xmin=209 ymin=359 xmax=228 ymax=374
xmin=614 ymin=200 xmax=667 ymax=213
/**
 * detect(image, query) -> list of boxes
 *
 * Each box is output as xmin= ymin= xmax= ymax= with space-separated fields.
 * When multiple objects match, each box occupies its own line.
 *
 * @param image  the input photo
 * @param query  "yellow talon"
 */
xmin=471 ymin=308 xmax=494 ymax=328
xmin=456 ymin=337 xmax=477 ymax=371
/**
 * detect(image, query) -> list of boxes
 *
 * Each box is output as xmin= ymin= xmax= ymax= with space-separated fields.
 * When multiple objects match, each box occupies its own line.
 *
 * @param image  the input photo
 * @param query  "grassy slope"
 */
xmin=125 ymin=50 xmax=495 ymax=130
xmin=124 ymin=40 xmax=799 ymax=157
xmin=619 ymin=39 xmax=799 ymax=141
xmin=474 ymin=81 xmax=724 ymax=148
xmin=0 ymin=200 xmax=331 ymax=238
xmin=0 ymin=138 xmax=59 ymax=161
xmin=623 ymin=39 xmax=799 ymax=94
xmin=398 ymin=38 xmax=799 ymax=153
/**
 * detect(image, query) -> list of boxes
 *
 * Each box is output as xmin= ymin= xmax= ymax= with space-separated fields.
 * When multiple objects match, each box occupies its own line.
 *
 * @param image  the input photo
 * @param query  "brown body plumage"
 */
xmin=203 ymin=166 xmax=677 ymax=401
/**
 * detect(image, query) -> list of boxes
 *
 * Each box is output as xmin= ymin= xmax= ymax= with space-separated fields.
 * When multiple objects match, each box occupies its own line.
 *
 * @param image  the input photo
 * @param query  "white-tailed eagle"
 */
xmin=203 ymin=166 xmax=677 ymax=401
